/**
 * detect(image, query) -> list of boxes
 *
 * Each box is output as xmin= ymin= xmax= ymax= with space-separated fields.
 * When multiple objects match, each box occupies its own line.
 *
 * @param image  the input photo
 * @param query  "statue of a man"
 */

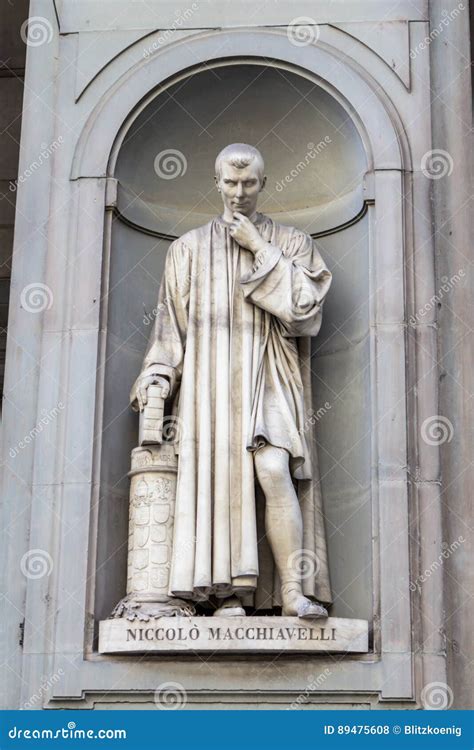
xmin=130 ymin=144 xmax=333 ymax=619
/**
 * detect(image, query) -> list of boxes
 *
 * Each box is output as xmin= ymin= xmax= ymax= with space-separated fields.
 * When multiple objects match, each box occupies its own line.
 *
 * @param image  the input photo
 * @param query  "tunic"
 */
xmin=130 ymin=213 xmax=333 ymax=605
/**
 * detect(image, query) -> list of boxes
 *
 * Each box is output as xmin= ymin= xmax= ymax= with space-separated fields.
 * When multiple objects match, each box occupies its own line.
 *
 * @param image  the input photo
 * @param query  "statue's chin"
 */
xmin=231 ymin=203 xmax=253 ymax=214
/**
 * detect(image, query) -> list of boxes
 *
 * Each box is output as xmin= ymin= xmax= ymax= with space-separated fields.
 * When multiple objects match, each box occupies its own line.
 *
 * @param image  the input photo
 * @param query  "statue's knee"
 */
xmin=254 ymin=445 xmax=290 ymax=491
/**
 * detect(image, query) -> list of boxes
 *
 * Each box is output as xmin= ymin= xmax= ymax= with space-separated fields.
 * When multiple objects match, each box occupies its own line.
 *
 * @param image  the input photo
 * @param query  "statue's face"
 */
xmin=215 ymin=160 xmax=266 ymax=217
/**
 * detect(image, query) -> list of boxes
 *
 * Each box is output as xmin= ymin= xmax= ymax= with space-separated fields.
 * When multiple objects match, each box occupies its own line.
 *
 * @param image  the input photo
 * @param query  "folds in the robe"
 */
xmin=130 ymin=213 xmax=333 ymax=605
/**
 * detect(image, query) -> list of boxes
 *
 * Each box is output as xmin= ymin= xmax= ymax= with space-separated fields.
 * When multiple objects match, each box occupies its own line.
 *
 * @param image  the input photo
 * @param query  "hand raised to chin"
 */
xmin=229 ymin=212 xmax=267 ymax=255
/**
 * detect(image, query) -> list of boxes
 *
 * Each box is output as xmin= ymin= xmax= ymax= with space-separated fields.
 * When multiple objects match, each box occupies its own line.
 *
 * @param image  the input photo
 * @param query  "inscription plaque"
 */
xmin=99 ymin=616 xmax=369 ymax=654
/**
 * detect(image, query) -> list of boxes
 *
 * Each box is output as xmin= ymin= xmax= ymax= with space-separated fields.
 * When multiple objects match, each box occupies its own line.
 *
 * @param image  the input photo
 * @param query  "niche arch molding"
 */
xmin=71 ymin=28 xmax=411 ymax=179
xmin=45 ymin=27 xmax=430 ymax=707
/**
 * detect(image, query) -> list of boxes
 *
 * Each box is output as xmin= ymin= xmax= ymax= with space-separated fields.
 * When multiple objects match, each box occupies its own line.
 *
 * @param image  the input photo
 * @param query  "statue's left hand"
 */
xmin=229 ymin=212 xmax=267 ymax=254
xmin=136 ymin=374 xmax=169 ymax=412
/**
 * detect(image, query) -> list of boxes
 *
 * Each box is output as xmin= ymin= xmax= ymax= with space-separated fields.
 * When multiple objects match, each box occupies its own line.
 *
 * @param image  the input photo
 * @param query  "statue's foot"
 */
xmin=213 ymin=596 xmax=246 ymax=617
xmin=282 ymin=593 xmax=328 ymax=620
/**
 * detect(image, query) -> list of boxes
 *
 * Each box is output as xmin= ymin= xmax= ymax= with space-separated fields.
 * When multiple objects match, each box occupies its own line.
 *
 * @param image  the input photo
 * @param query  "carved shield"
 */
xmin=133 ymin=549 xmax=149 ymax=570
xmin=150 ymin=568 xmax=168 ymax=590
xmin=134 ymin=506 xmax=150 ymax=525
xmin=153 ymin=503 xmax=170 ymax=523
xmin=150 ymin=544 xmax=169 ymax=565
xmin=135 ymin=527 xmax=149 ymax=548
xmin=152 ymin=504 xmax=170 ymax=524
xmin=132 ymin=572 xmax=148 ymax=592
xmin=151 ymin=524 xmax=166 ymax=543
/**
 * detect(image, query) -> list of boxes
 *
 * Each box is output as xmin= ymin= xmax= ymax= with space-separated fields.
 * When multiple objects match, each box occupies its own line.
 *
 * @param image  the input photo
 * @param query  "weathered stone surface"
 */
xmin=1 ymin=0 xmax=469 ymax=710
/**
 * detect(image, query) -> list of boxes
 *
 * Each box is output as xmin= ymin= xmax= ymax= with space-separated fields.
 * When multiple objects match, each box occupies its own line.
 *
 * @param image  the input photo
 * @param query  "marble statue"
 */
xmin=126 ymin=144 xmax=333 ymax=620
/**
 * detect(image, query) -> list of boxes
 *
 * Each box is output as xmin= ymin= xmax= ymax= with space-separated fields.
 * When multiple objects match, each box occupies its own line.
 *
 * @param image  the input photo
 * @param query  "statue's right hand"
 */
xmin=136 ymin=374 xmax=170 ymax=412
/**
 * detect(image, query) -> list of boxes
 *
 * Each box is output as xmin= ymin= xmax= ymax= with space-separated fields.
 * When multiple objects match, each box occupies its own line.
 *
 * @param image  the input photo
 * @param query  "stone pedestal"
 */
xmin=99 ymin=616 xmax=369 ymax=654
xmin=3 ymin=0 xmax=469 ymax=709
xmin=110 ymin=444 xmax=194 ymax=620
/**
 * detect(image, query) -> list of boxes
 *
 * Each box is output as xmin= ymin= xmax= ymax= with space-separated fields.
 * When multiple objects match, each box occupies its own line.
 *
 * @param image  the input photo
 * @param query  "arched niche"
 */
xmin=96 ymin=60 xmax=375 ymax=625
xmin=114 ymin=63 xmax=367 ymax=236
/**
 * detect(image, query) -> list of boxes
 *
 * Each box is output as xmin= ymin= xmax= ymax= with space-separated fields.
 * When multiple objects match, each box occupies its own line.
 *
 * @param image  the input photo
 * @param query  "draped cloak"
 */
xmin=130 ymin=213 xmax=333 ymax=607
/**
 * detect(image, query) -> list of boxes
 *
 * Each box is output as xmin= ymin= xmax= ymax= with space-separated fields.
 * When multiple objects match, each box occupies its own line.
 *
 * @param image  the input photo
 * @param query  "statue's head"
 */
xmin=215 ymin=143 xmax=267 ymax=218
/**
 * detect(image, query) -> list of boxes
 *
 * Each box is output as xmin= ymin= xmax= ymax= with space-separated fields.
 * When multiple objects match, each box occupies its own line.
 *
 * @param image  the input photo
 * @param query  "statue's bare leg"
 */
xmin=254 ymin=444 xmax=328 ymax=619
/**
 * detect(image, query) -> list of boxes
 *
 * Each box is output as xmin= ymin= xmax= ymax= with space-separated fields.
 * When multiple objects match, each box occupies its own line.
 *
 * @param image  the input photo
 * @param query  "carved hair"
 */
xmin=215 ymin=143 xmax=265 ymax=179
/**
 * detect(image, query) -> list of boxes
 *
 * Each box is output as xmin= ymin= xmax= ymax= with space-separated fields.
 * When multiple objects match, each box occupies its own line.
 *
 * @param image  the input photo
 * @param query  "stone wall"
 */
xmin=0 ymin=0 xmax=471 ymax=710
